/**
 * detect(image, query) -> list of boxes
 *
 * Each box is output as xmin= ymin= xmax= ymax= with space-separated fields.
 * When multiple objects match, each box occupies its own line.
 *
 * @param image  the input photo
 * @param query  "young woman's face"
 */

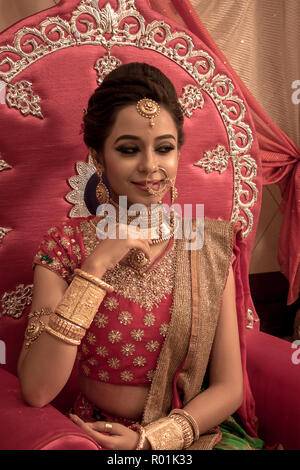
xmin=99 ymin=105 xmax=179 ymax=207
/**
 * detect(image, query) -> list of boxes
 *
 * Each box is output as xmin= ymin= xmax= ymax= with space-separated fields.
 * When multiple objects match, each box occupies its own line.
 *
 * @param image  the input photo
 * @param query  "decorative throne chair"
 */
xmin=0 ymin=0 xmax=299 ymax=450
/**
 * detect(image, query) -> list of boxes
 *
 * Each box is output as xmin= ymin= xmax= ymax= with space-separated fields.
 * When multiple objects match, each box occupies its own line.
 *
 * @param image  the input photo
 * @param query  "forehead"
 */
xmin=108 ymin=105 xmax=178 ymax=139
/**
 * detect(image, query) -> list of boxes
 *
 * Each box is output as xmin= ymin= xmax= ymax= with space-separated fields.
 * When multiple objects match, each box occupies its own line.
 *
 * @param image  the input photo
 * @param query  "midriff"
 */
xmin=78 ymin=375 xmax=150 ymax=420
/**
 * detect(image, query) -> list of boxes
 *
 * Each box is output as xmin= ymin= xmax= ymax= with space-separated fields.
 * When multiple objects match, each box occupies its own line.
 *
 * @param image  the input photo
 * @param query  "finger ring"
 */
xmin=105 ymin=422 xmax=113 ymax=433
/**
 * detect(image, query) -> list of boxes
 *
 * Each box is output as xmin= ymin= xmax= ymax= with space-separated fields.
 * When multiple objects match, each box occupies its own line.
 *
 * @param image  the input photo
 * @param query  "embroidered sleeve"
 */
xmin=32 ymin=222 xmax=83 ymax=284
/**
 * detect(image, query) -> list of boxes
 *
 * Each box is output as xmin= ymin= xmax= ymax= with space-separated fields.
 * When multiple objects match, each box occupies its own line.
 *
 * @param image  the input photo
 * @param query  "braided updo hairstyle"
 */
xmin=83 ymin=62 xmax=184 ymax=154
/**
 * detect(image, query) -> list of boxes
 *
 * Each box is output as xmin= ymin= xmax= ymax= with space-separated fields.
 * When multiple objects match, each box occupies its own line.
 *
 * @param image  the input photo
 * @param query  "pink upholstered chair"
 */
xmin=0 ymin=0 xmax=299 ymax=450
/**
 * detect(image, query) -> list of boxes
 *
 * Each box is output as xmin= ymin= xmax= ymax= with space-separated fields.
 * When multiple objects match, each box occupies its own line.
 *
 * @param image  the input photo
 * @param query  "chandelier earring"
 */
xmin=91 ymin=151 xmax=110 ymax=205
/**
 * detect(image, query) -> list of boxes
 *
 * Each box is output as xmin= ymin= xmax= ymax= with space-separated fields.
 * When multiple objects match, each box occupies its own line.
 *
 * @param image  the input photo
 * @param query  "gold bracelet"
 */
xmin=169 ymin=408 xmax=200 ymax=441
xmin=74 ymin=268 xmax=114 ymax=293
xmin=24 ymin=307 xmax=53 ymax=348
xmin=168 ymin=413 xmax=194 ymax=448
xmin=129 ymin=423 xmax=147 ymax=450
xmin=45 ymin=325 xmax=81 ymax=346
xmin=55 ymin=275 xmax=106 ymax=329
xmin=45 ymin=313 xmax=86 ymax=345
xmin=144 ymin=417 xmax=184 ymax=450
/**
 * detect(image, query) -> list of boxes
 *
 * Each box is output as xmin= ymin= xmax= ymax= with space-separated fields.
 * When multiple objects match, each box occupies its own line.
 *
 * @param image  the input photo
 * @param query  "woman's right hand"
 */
xmin=81 ymin=222 xmax=152 ymax=278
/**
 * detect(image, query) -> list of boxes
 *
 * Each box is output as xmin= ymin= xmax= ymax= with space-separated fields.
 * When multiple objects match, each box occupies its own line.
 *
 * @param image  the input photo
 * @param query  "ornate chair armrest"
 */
xmin=0 ymin=368 xmax=99 ymax=450
xmin=246 ymin=329 xmax=300 ymax=450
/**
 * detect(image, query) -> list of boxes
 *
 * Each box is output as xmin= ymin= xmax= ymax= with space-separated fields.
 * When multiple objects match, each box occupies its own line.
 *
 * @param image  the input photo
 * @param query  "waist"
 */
xmin=78 ymin=375 xmax=150 ymax=421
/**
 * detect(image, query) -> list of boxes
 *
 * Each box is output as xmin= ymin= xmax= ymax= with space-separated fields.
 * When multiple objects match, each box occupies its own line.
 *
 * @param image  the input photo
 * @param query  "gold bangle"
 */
xmin=74 ymin=268 xmax=114 ymax=293
xmin=45 ymin=325 xmax=81 ymax=346
xmin=129 ymin=423 xmax=147 ymax=450
xmin=46 ymin=313 xmax=86 ymax=343
xmin=55 ymin=275 xmax=106 ymax=329
xmin=168 ymin=408 xmax=200 ymax=441
xmin=144 ymin=417 xmax=184 ymax=450
xmin=168 ymin=414 xmax=194 ymax=448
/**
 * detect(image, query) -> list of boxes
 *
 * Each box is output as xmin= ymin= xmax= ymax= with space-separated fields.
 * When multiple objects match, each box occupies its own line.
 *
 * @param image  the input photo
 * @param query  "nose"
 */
xmin=137 ymin=148 xmax=159 ymax=175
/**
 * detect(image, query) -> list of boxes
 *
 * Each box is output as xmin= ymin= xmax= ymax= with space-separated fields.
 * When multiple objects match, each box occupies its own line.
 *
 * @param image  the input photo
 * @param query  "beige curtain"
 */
xmin=189 ymin=0 xmax=300 ymax=148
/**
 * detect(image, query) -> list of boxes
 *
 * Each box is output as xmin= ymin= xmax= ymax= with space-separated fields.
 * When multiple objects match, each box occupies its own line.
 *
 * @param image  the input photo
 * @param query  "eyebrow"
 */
xmin=114 ymin=134 xmax=176 ymax=144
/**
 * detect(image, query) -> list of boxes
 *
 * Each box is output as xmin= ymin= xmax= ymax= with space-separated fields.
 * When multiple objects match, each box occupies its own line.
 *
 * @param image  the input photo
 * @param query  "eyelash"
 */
xmin=116 ymin=145 xmax=175 ymax=155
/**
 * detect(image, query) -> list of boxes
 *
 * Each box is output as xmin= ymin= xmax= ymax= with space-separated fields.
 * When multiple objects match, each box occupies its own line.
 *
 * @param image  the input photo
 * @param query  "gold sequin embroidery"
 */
xmin=143 ymin=313 xmax=156 ymax=327
xmin=118 ymin=311 xmax=133 ymax=325
xmin=87 ymin=357 xmax=99 ymax=366
xmin=159 ymin=323 xmax=169 ymax=337
xmin=86 ymin=332 xmax=96 ymax=345
xmin=146 ymin=340 xmax=159 ymax=352
xmin=130 ymin=329 xmax=145 ymax=342
xmin=46 ymin=240 xmax=57 ymax=251
xmin=96 ymin=345 xmax=108 ymax=357
xmin=60 ymin=237 xmax=71 ymax=249
xmin=82 ymin=364 xmax=90 ymax=376
xmin=98 ymin=370 xmax=109 ymax=382
xmin=133 ymin=356 xmax=147 ymax=367
xmin=120 ymin=371 xmax=133 ymax=382
xmin=63 ymin=225 xmax=74 ymax=236
xmin=121 ymin=343 xmax=136 ymax=356
xmin=108 ymin=330 xmax=122 ymax=343
xmin=94 ymin=312 xmax=109 ymax=328
xmin=147 ymin=370 xmax=155 ymax=382
xmin=107 ymin=357 xmax=121 ymax=369
xmin=104 ymin=296 xmax=119 ymax=311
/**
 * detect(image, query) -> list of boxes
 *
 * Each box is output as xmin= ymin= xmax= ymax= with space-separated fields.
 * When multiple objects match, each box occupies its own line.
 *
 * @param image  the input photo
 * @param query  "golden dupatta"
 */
xmin=141 ymin=217 xmax=235 ymax=449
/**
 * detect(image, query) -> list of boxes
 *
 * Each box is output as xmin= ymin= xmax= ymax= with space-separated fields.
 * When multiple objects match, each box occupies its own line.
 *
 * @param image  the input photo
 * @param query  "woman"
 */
xmin=17 ymin=62 xmax=265 ymax=450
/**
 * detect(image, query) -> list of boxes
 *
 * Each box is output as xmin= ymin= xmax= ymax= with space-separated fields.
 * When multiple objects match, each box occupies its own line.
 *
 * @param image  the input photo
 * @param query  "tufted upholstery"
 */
xmin=0 ymin=0 xmax=299 ymax=450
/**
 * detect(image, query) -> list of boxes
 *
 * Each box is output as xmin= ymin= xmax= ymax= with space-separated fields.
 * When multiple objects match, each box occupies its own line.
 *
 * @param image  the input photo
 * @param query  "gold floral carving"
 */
xmin=6 ymin=81 xmax=43 ymax=119
xmin=194 ymin=145 xmax=229 ymax=174
xmin=0 ymin=227 xmax=12 ymax=244
xmin=1 ymin=283 xmax=33 ymax=319
xmin=0 ymin=159 xmax=12 ymax=172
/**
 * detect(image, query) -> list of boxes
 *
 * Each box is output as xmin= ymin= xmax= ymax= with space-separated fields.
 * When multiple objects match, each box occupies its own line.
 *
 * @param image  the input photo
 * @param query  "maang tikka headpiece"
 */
xmin=136 ymin=98 xmax=161 ymax=127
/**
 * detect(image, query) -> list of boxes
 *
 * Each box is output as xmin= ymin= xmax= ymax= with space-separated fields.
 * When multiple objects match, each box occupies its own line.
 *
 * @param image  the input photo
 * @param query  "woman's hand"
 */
xmin=69 ymin=414 xmax=141 ymax=450
xmin=81 ymin=222 xmax=152 ymax=278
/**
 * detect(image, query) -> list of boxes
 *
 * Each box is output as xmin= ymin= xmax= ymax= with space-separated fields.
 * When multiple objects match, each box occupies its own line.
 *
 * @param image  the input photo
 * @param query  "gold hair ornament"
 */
xmin=136 ymin=98 xmax=161 ymax=127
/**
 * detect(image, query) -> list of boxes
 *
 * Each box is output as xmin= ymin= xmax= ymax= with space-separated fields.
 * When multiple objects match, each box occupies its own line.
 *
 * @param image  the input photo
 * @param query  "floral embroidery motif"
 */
xmin=130 ymin=329 xmax=145 ymax=342
xmin=98 ymin=370 xmax=109 ymax=382
xmin=145 ymin=340 xmax=159 ymax=352
xmin=108 ymin=330 xmax=122 ymax=343
xmin=104 ymin=296 xmax=119 ymax=311
xmin=46 ymin=240 xmax=57 ymax=251
xmin=147 ymin=370 xmax=155 ymax=382
xmin=121 ymin=343 xmax=136 ymax=356
xmin=60 ymin=237 xmax=71 ymax=249
xmin=63 ymin=225 xmax=74 ymax=236
xmin=81 ymin=343 xmax=89 ymax=355
xmin=87 ymin=357 xmax=98 ymax=366
xmin=194 ymin=144 xmax=230 ymax=174
xmin=1 ymin=283 xmax=33 ymax=319
xmin=120 ymin=371 xmax=134 ymax=382
xmin=107 ymin=357 xmax=121 ymax=369
xmin=143 ymin=313 xmax=156 ymax=326
xmin=133 ymin=356 xmax=147 ymax=367
xmin=47 ymin=227 xmax=57 ymax=235
xmin=159 ymin=323 xmax=169 ymax=337
xmin=118 ymin=311 xmax=133 ymax=325
xmin=96 ymin=345 xmax=108 ymax=357
xmin=82 ymin=364 xmax=90 ymax=376
xmin=86 ymin=332 xmax=96 ymax=345
xmin=94 ymin=312 xmax=109 ymax=328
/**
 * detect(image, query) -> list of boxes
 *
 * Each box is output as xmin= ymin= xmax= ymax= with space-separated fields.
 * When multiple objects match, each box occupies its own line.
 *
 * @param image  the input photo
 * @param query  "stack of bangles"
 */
xmin=129 ymin=408 xmax=200 ymax=450
xmin=45 ymin=268 xmax=114 ymax=346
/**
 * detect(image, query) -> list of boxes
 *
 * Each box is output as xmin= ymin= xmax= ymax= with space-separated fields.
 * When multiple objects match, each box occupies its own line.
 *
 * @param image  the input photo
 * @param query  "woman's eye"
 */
xmin=116 ymin=146 xmax=139 ymax=155
xmin=156 ymin=145 xmax=175 ymax=154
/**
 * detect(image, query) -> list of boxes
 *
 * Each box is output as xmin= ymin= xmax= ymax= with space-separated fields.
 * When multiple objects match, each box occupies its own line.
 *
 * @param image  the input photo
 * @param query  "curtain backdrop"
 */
xmin=149 ymin=0 xmax=300 ymax=305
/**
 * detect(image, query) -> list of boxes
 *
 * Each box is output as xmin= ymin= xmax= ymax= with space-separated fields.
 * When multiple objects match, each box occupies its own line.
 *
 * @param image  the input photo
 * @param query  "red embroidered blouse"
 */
xmin=32 ymin=216 xmax=175 ymax=386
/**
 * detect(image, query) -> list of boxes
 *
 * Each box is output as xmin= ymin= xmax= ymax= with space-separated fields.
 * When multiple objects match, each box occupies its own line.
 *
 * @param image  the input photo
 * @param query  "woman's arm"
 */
xmin=183 ymin=265 xmax=244 ymax=435
xmin=17 ymin=265 xmax=80 ymax=407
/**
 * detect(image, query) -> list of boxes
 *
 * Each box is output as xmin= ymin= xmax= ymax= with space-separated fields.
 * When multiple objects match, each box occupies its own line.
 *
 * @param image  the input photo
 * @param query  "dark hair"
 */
xmin=83 ymin=62 xmax=184 ymax=153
